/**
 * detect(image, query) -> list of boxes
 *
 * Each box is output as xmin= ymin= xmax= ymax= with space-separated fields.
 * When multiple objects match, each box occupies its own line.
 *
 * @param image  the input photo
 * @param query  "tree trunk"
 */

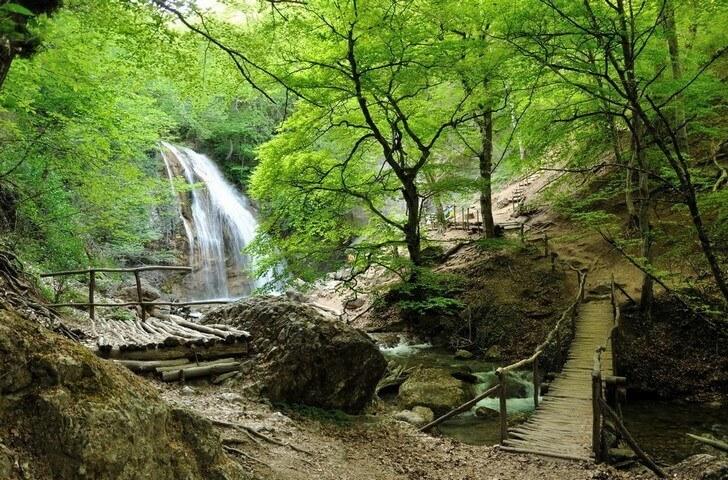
xmin=478 ymin=108 xmax=495 ymax=238
xmin=664 ymin=0 xmax=689 ymax=151
xmin=402 ymin=178 xmax=422 ymax=267
xmin=0 ymin=55 xmax=13 ymax=92
xmin=635 ymin=119 xmax=653 ymax=316
xmin=424 ymin=172 xmax=447 ymax=232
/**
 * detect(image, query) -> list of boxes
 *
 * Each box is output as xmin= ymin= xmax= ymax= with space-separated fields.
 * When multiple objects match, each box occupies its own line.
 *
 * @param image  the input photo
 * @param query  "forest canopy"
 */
xmin=0 ymin=0 xmax=726 ymax=310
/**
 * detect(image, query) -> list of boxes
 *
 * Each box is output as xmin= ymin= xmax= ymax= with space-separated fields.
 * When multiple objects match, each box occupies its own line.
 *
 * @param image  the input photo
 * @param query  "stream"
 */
xmin=379 ymin=337 xmax=728 ymax=465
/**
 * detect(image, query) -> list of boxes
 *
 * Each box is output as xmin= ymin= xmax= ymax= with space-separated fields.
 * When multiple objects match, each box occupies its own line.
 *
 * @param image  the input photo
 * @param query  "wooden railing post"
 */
xmin=544 ymin=232 xmax=549 ymax=257
xmin=134 ymin=270 xmax=145 ymax=321
xmin=466 ymin=208 xmax=470 ymax=231
xmin=519 ymin=223 xmax=525 ymax=243
xmin=592 ymin=347 xmax=605 ymax=462
xmin=532 ymin=354 xmax=540 ymax=408
xmin=88 ymin=268 xmax=95 ymax=321
xmin=497 ymin=369 xmax=508 ymax=443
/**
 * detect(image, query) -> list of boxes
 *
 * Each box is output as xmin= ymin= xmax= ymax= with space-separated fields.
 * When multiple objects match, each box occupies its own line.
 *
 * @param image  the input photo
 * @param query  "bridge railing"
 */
xmin=41 ymin=265 xmax=231 ymax=321
xmin=419 ymin=267 xmax=588 ymax=435
xmin=591 ymin=278 xmax=666 ymax=477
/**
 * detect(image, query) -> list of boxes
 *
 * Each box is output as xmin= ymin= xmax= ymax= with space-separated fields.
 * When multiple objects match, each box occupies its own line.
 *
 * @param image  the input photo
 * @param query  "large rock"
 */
xmin=0 ymin=308 xmax=244 ymax=480
xmin=393 ymin=406 xmax=434 ymax=427
xmin=202 ymin=296 xmax=387 ymax=413
xmin=118 ymin=279 xmax=161 ymax=302
xmin=398 ymin=368 xmax=472 ymax=416
xmin=668 ymin=454 xmax=728 ymax=480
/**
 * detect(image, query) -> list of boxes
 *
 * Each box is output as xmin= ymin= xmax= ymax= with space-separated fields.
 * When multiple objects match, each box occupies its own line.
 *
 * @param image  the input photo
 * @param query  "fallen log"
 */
xmin=687 ymin=433 xmax=728 ymax=453
xmin=154 ymin=357 xmax=236 ymax=373
xmin=113 ymin=358 xmax=189 ymax=372
xmin=98 ymin=340 xmax=248 ymax=361
xmin=161 ymin=361 xmax=241 ymax=382
xmin=212 ymin=370 xmax=241 ymax=385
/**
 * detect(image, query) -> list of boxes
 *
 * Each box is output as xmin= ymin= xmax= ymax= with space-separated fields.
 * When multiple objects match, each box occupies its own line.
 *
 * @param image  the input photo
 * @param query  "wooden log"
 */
xmin=46 ymin=300 xmax=233 ymax=308
xmin=498 ymin=370 xmax=508 ymax=443
xmin=161 ymin=362 xmax=240 ymax=382
xmin=41 ymin=265 xmax=192 ymax=277
xmin=113 ymin=358 xmax=189 ymax=372
xmin=592 ymin=368 xmax=603 ymax=462
xmin=134 ymin=270 xmax=145 ymax=321
xmin=154 ymin=357 xmax=236 ymax=373
xmin=212 ymin=370 xmax=241 ymax=385
xmin=88 ymin=268 xmax=95 ymax=320
xmin=600 ymin=398 xmax=666 ymax=478
xmin=100 ymin=341 xmax=247 ymax=361
xmin=686 ymin=433 xmax=728 ymax=453
xmin=171 ymin=317 xmax=250 ymax=340
xmin=532 ymin=354 xmax=540 ymax=408
xmin=419 ymin=384 xmax=500 ymax=432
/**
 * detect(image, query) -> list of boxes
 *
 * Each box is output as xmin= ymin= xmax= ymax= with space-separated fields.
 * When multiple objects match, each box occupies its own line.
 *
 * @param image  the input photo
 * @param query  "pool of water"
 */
xmin=622 ymin=400 xmax=728 ymax=465
xmin=379 ymin=337 xmax=537 ymax=445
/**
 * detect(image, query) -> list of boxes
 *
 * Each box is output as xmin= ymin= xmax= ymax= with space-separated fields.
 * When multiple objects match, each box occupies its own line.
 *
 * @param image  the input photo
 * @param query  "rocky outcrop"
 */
xmin=118 ymin=279 xmax=161 ymax=302
xmin=202 ymin=295 xmax=387 ymax=413
xmin=667 ymin=454 xmax=728 ymax=480
xmin=0 ymin=307 xmax=245 ymax=480
xmin=397 ymin=368 xmax=472 ymax=415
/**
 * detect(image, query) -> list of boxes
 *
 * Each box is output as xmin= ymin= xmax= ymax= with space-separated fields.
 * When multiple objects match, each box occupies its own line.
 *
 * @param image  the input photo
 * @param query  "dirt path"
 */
xmin=159 ymin=382 xmax=638 ymax=480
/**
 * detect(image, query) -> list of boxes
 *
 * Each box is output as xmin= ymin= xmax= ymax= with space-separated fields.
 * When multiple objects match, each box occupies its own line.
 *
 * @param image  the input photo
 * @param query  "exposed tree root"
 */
xmin=212 ymin=419 xmax=312 ymax=455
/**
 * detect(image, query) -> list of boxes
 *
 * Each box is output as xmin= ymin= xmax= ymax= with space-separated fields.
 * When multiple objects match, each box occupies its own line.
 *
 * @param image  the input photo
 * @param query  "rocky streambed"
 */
xmin=372 ymin=335 xmax=538 ymax=444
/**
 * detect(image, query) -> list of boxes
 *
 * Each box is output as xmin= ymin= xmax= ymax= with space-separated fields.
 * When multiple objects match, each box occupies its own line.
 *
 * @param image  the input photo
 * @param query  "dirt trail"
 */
xmin=160 ymin=382 xmax=638 ymax=480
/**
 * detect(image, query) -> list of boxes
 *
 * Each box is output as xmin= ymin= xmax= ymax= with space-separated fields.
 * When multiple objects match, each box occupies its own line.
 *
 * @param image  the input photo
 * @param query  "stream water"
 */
xmin=379 ymin=337 xmax=728 ymax=465
xmin=379 ymin=337 xmax=538 ymax=445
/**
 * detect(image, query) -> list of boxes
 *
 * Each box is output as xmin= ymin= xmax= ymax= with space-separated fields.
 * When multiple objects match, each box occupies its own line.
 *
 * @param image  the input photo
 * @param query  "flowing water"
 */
xmin=161 ymin=142 xmax=266 ymax=299
xmin=378 ymin=337 xmax=538 ymax=445
xmin=379 ymin=338 xmax=728 ymax=464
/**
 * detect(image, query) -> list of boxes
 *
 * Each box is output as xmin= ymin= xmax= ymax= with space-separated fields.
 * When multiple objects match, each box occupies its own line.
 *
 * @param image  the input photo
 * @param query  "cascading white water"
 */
xmin=160 ymin=142 xmax=265 ymax=299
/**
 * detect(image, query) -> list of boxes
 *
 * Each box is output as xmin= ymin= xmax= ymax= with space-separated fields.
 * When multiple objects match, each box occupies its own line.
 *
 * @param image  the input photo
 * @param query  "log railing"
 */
xmin=591 ymin=277 xmax=665 ymax=477
xmin=41 ymin=265 xmax=230 ymax=321
xmin=421 ymin=268 xmax=587 ymax=434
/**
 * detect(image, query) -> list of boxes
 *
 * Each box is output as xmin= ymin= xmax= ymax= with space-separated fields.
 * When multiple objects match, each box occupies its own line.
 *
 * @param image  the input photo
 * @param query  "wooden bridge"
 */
xmin=421 ymin=274 xmax=665 ymax=475
xmin=500 ymin=298 xmax=614 ymax=461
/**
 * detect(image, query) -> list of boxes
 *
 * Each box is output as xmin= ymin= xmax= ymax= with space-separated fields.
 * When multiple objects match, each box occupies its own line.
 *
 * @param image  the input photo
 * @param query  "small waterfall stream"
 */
xmin=161 ymin=142 xmax=264 ymax=299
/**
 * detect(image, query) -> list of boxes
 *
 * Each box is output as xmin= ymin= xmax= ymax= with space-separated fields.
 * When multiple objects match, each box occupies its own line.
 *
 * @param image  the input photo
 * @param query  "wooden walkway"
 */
xmin=502 ymin=298 xmax=614 ymax=461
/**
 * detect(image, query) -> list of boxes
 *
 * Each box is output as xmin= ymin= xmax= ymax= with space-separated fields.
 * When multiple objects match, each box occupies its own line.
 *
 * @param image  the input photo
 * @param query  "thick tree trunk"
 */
xmin=478 ymin=108 xmax=495 ymax=238
xmin=402 ymin=178 xmax=422 ymax=267
xmin=0 ymin=55 xmax=13 ymax=92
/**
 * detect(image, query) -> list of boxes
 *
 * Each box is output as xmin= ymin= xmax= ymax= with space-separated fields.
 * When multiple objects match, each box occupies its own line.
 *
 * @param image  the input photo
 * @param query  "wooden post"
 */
xmin=519 ymin=223 xmax=525 ymax=243
xmin=134 ymin=270 xmax=145 ymax=321
xmin=460 ymin=207 xmax=465 ymax=229
xmin=544 ymin=232 xmax=549 ymax=256
xmin=555 ymin=327 xmax=562 ymax=366
xmin=88 ymin=268 xmax=95 ymax=320
xmin=465 ymin=208 xmax=470 ymax=231
xmin=497 ymin=369 xmax=508 ymax=443
xmin=550 ymin=252 xmax=557 ymax=272
xmin=592 ymin=369 xmax=603 ymax=462
xmin=532 ymin=355 xmax=540 ymax=408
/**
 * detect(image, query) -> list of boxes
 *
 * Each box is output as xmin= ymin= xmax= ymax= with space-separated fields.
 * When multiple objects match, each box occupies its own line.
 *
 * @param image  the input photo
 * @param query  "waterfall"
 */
xmin=160 ymin=142 xmax=265 ymax=299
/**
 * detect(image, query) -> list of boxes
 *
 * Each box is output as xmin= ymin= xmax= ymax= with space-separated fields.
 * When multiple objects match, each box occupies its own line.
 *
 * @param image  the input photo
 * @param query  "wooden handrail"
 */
xmin=40 ymin=265 xmax=209 ymax=321
xmin=492 ymin=268 xmax=587 ymax=443
xmin=40 ymin=266 xmax=192 ymax=277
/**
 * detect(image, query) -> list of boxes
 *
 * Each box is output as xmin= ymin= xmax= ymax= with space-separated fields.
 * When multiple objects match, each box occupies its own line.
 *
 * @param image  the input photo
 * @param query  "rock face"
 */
xmin=398 ymin=368 xmax=472 ymax=415
xmin=202 ymin=296 xmax=387 ymax=413
xmin=0 ymin=308 xmax=244 ymax=480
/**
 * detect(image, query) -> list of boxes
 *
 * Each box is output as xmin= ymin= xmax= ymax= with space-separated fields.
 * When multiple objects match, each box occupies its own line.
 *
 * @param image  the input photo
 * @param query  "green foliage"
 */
xmin=386 ymin=269 xmax=465 ymax=317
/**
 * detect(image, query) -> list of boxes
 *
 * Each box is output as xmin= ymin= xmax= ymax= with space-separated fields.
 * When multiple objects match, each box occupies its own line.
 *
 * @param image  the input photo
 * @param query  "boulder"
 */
xmin=394 ymin=406 xmax=434 ymax=427
xmin=474 ymin=406 xmax=499 ymax=418
xmin=118 ymin=279 xmax=161 ymax=302
xmin=481 ymin=372 xmax=529 ymax=399
xmin=483 ymin=345 xmax=502 ymax=361
xmin=0 ymin=309 xmax=243 ymax=480
xmin=668 ymin=454 xmax=728 ymax=480
xmin=398 ymin=368 xmax=472 ymax=416
xmin=202 ymin=295 xmax=387 ymax=413
xmin=454 ymin=349 xmax=474 ymax=360
xmin=344 ymin=297 xmax=366 ymax=310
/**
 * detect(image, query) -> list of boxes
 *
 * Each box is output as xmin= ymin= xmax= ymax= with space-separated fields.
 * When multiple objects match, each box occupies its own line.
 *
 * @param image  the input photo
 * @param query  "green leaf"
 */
xmin=1 ymin=3 xmax=35 ymax=16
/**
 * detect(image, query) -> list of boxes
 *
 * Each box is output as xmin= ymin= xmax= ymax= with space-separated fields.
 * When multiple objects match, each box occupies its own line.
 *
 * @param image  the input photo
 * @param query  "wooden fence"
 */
xmin=41 ymin=265 xmax=231 ymax=321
